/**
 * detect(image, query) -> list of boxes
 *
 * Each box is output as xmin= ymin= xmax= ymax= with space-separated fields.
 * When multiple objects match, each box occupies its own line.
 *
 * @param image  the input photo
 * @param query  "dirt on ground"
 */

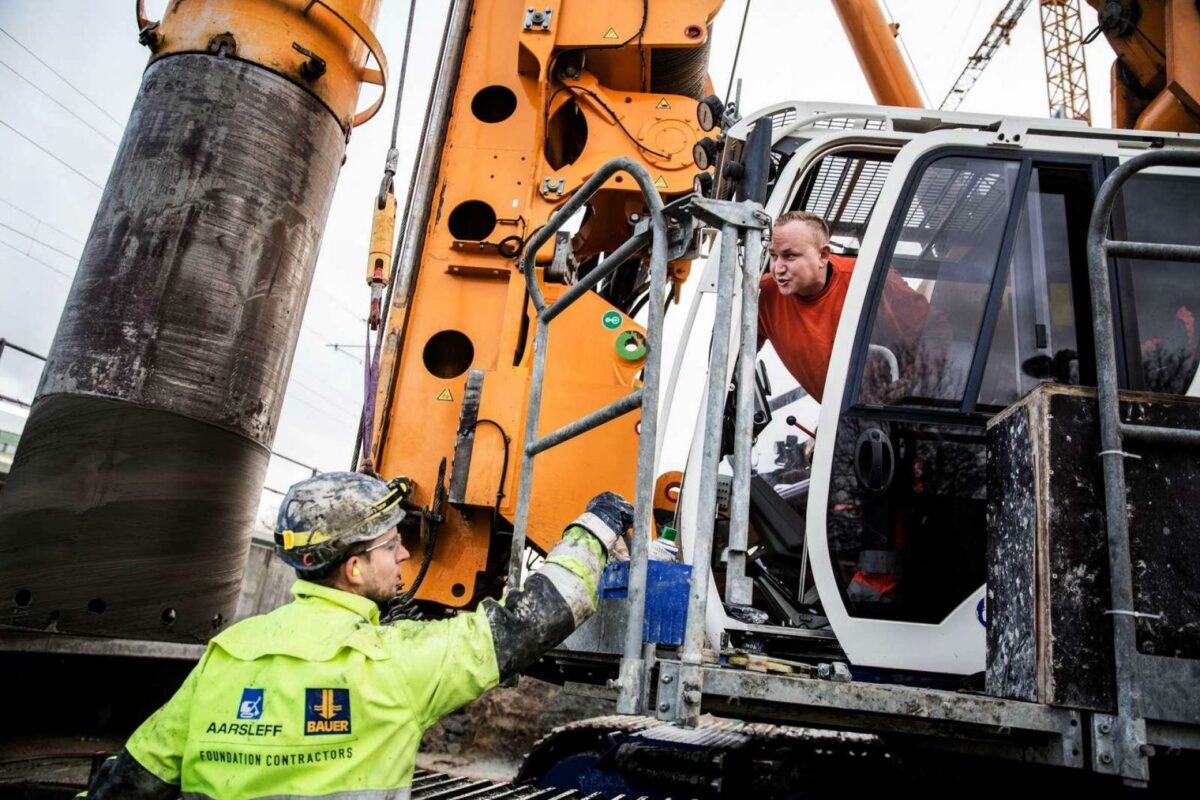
xmin=417 ymin=677 xmax=613 ymax=780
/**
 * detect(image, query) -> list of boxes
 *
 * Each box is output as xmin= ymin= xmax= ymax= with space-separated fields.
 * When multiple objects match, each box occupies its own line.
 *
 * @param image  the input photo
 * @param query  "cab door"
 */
xmin=809 ymin=131 xmax=1109 ymax=674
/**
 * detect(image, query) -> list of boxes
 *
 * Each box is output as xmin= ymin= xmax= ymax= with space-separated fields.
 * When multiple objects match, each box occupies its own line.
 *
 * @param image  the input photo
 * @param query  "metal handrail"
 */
xmin=1085 ymin=146 xmax=1200 ymax=784
xmin=653 ymin=196 xmax=769 ymax=725
xmin=508 ymin=157 xmax=669 ymax=715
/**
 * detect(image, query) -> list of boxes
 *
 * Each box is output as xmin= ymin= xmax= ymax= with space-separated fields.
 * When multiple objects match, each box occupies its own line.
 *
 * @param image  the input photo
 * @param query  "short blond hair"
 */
xmin=775 ymin=210 xmax=830 ymax=245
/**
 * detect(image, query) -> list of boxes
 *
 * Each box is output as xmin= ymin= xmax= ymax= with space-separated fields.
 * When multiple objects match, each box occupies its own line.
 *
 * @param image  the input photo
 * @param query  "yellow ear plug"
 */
xmin=352 ymin=567 xmax=361 ymax=577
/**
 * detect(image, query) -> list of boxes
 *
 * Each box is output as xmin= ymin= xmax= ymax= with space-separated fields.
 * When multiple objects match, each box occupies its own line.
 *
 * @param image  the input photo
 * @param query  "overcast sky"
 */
xmin=0 ymin=1 xmax=1118 ymax=526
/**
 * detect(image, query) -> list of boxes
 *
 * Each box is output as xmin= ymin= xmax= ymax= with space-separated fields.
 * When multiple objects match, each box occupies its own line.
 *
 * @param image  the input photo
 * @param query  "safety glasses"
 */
xmin=362 ymin=534 xmax=402 ymax=556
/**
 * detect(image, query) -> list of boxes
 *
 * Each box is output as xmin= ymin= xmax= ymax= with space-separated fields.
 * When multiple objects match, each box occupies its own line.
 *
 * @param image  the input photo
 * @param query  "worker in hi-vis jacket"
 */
xmin=83 ymin=471 xmax=630 ymax=799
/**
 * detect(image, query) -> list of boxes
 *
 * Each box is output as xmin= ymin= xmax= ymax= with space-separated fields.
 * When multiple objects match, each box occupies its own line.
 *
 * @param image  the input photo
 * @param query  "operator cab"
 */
xmin=686 ymin=102 xmax=1200 ymax=676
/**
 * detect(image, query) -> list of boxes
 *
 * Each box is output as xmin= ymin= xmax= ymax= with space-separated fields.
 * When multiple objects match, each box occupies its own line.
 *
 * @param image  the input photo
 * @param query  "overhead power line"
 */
xmin=282 ymin=390 xmax=351 ymax=422
xmin=0 ymin=220 xmax=81 ymax=261
xmin=0 ymin=57 xmax=119 ymax=146
xmin=0 ymin=238 xmax=73 ymax=280
xmin=289 ymin=374 xmax=352 ymax=416
xmin=0 ymin=118 xmax=104 ymax=190
xmin=325 ymin=343 xmax=365 ymax=364
xmin=0 ymin=25 xmax=124 ymax=129
xmin=0 ymin=198 xmax=85 ymax=245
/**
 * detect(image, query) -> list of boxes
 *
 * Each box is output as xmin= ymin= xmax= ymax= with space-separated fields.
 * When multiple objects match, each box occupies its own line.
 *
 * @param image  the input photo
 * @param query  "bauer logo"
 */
xmin=305 ymin=688 xmax=351 ymax=735
xmin=237 ymin=688 xmax=264 ymax=720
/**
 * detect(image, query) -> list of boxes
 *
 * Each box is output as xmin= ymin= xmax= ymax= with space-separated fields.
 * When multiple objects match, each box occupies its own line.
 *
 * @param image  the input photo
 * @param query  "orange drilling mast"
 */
xmin=366 ymin=0 xmax=722 ymax=606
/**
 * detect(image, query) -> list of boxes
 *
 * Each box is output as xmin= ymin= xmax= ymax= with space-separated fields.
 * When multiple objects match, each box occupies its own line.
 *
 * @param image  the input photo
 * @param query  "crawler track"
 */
xmin=412 ymin=768 xmax=646 ymax=800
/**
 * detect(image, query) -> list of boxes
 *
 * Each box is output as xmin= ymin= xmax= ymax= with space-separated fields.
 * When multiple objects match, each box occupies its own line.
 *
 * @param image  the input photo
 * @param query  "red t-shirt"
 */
xmin=758 ymin=255 xmax=931 ymax=402
xmin=757 ymin=255 xmax=856 ymax=402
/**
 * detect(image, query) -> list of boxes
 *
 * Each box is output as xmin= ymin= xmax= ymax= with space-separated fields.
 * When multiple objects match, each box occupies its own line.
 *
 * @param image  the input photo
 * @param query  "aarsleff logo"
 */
xmin=305 ymin=688 xmax=351 ymax=735
xmin=238 ymin=688 xmax=264 ymax=720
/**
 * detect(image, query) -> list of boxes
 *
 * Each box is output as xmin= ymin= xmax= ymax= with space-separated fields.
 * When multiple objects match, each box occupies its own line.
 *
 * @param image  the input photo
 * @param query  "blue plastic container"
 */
xmin=599 ymin=560 xmax=691 ymax=645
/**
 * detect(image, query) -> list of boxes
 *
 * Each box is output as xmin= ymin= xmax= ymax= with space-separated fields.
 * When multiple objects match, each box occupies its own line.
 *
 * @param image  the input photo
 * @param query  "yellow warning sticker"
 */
xmin=654 ymin=175 xmax=668 ymax=189
xmin=436 ymin=388 xmax=453 ymax=402
xmin=603 ymin=27 xmax=619 ymax=39
xmin=656 ymin=97 xmax=671 ymax=110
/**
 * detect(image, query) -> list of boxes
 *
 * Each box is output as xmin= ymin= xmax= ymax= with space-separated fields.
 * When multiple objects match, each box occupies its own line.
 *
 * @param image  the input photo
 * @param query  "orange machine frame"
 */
xmin=1086 ymin=0 xmax=1200 ymax=133
xmin=136 ymin=0 xmax=387 ymax=132
xmin=370 ymin=0 xmax=722 ymax=606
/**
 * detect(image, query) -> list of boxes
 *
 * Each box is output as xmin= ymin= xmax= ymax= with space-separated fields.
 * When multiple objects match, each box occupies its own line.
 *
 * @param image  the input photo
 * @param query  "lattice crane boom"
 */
xmin=940 ymin=0 xmax=1034 ymax=111
xmin=1040 ymin=0 xmax=1092 ymax=122
xmin=940 ymin=0 xmax=1091 ymax=124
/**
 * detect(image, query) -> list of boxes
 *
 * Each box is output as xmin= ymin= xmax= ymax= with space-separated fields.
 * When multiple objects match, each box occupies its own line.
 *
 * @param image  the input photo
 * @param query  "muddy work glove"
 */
xmin=572 ymin=491 xmax=634 ymax=551
xmin=481 ymin=493 xmax=631 ymax=680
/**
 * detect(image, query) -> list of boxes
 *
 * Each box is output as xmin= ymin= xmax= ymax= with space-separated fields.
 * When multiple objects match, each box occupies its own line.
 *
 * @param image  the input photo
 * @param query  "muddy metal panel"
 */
xmin=0 ymin=53 xmax=345 ymax=642
xmin=986 ymin=384 xmax=1200 ymax=714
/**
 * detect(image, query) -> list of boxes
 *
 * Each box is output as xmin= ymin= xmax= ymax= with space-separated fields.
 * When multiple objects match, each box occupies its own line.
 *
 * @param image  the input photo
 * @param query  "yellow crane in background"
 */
xmin=938 ymin=0 xmax=1200 ymax=133
xmin=939 ymin=0 xmax=1092 ymax=122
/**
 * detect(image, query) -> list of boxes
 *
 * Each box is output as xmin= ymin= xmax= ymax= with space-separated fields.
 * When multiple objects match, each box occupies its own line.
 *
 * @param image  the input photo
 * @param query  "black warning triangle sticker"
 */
xmin=436 ymin=388 xmax=453 ymax=402
xmin=603 ymin=27 xmax=619 ymax=39
xmin=656 ymin=97 xmax=671 ymax=110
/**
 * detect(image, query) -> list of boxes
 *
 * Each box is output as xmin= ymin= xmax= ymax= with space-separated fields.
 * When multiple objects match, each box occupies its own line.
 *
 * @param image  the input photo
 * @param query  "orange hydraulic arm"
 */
xmin=1086 ymin=0 xmax=1200 ymax=132
xmin=830 ymin=0 xmax=923 ymax=108
xmin=368 ymin=0 xmax=722 ymax=607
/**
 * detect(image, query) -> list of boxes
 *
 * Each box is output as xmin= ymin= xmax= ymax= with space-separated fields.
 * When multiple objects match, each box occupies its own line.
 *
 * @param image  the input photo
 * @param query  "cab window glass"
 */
xmin=977 ymin=166 xmax=1092 ymax=410
xmin=856 ymin=157 xmax=1021 ymax=408
xmin=1115 ymin=172 xmax=1200 ymax=396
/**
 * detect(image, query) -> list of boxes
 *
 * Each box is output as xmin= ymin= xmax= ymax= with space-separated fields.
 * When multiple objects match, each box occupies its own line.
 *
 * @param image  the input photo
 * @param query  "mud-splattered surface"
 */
xmin=985 ymin=385 xmax=1200 ymax=711
xmin=419 ymin=676 xmax=612 ymax=777
xmin=985 ymin=401 xmax=1037 ymax=701
xmin=0 ymin=52 xmax=345 ymax=643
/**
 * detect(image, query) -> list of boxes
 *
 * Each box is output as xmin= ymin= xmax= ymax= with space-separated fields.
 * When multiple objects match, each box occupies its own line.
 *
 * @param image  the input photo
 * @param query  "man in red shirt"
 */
xmin=758 ymin=210 xmax=937 ymax=403
xmin=757 ymin=211 xmax=943 ymax=605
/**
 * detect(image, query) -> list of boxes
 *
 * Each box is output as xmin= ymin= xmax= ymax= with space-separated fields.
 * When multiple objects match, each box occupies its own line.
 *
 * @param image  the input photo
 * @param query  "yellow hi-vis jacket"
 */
xmin=104 ymin=526 xmax=607 ymax=800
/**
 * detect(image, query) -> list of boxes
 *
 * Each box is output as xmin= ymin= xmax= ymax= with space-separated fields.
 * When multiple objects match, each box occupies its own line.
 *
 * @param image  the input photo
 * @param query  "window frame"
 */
xmin=783 ymin=144 xmax=900 ymax=256
xmin=842 ymin=146 xmax=1108 ymax=419
xmin=1106 ymin=162 xmax=1200 ymax=395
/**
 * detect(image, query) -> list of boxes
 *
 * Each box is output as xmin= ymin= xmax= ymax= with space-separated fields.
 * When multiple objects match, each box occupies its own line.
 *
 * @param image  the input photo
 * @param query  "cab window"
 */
xmin=790 ymin=150 xmax=895 ymax=255
xmin=977 ymin=165 xmax=1094 ymax=410
xmin=830 ymin=153 xmax=1097 ymax=624
xmin=856 ymin=157 xmax=1021 ymax=408
xmin=1114 ymin=172 xmax=1200 ymax=396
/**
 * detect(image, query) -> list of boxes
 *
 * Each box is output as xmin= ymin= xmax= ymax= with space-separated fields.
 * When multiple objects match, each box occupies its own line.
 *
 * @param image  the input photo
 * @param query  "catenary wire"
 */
xmin=0 ymin=221 xmax=81 ymax=261
xmin=0 ymin=57 xmax=119 ymax=146
xmin=0 ymin=118 xmax=104 ymax=189
xmin=0 ymin=25 xmax=125 ymax=129
xmin=0 ymin=238 xmax=73 ymax=279
xmin=0 ymin=198 xmax=86 ymax=244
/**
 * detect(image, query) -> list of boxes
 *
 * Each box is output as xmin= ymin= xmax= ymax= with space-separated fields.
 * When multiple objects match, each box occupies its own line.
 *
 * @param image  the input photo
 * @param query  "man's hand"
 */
xmin=573 ymin=491 xmax=634 ymax=550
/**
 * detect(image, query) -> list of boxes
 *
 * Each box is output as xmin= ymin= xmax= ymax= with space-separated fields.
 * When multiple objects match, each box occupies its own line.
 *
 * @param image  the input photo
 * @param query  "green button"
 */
xmin=601 ymin=311 xmax=622 ymax=330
